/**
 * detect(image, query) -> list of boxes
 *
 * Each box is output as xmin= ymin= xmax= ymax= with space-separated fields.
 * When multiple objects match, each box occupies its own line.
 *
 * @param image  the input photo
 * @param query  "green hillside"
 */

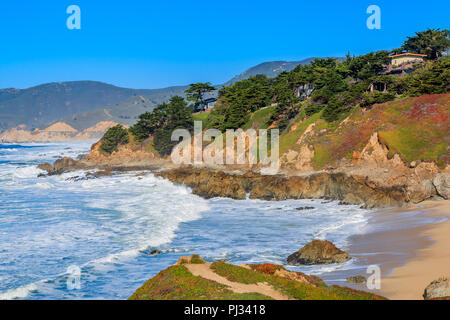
xmin=281 ymin=94 xmax=449 ymax=170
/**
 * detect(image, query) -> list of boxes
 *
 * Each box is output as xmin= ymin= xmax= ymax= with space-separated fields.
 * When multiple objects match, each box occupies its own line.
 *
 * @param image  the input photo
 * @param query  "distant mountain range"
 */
xmin=0 ymin=81 xmax=187 ymax=131
xmin=0 ymin=58 xmax=320 ymax=132
xmin=223 ymin=58 xmax=316 ymax=86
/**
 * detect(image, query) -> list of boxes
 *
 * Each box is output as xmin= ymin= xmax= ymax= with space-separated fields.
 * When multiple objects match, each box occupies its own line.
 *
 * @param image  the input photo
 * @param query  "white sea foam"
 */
xmin=12 ymin=166 xmax=44 ymax=179
xmin=0 ymin=148 xmax=18 ymax=152
xmin=32 ymin=182 xmax=54 ymax=190
xmin=0 ymin=283 xmax=39 ymax=300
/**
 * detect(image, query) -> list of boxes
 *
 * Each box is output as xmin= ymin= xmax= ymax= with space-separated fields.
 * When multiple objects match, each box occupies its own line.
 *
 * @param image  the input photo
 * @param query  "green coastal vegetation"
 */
xmin=129 ymin=258 xmax=386 ymax=300
xmin=99 ymin=124 xmax=129 ymax=154
xmin=99 ymin=29 xmax=449 ymax=168
xmin=128 ymin=96 xmax=194 ymax=156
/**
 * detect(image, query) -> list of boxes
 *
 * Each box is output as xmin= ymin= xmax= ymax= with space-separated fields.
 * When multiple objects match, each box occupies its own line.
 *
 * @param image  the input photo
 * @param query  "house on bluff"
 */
xmin=369 ymin=52 xmax=427 ymax=92
xmin=382 ymin=52 xmax=427 ymax=76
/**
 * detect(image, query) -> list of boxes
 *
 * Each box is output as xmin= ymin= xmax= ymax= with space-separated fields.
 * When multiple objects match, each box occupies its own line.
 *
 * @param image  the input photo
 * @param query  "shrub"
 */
xmin=304 ymin=104 xmax=325 ymax=117
xmin=190 ymin=255 xmax=206 ymax=264
xmin=360 ymin=92 xmax=395 ymax=108
xmin=251 ymin=264 xmax=284 ymax=275
xmin=129 ymin=103 xmax=169 ymax=142
xmin=99 ymin=125 xmax=129 ymax=154
xmin=322 ymin=97 xmax=352 ymax=122
xmin=129 ymin=96 xmax=193 ymax=156
xmin=406 ymin=57 xmax=450 ymax=96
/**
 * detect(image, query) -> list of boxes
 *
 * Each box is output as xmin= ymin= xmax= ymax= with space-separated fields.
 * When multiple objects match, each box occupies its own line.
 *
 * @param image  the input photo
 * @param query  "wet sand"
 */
xmin=319 ymin=200 xmax=449 ymax=300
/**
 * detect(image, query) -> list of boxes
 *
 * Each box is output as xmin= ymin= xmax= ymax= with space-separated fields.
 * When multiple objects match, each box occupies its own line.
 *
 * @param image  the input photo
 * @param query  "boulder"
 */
xmin=52 ymin=157 xmax=79 ymax=173
xmin=347 ymin=275 xmax=366 ymax=284
xmin=423 ymin=277 xmax=450 ymax=299
xmin=433 ymin=173 xmax=450 ymax=199
xmin=287 ymin=240 xmax=350 ymax=265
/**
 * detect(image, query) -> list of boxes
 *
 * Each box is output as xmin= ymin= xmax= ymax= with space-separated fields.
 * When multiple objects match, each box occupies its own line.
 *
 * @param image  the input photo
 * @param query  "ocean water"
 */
xmin=0 ymin=143 xmax=372 ymax=300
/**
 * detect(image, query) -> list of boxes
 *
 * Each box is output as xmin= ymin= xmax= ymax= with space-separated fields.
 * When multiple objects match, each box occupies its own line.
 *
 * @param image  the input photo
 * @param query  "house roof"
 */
xmin=389 ymin=53 xmax=427 ymax=58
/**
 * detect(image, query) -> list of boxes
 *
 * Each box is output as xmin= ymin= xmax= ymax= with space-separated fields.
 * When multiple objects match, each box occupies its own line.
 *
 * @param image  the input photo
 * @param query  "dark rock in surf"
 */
xmin=296 ymin=206 xmax=315 ymax=210
xmin=347 ymin=275 xmax=367 ymax=284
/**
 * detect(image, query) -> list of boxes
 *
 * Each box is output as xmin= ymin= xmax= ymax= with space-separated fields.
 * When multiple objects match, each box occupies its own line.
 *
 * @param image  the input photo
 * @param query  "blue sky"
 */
xmin=0 ymin=0 xmax=448 ymax=89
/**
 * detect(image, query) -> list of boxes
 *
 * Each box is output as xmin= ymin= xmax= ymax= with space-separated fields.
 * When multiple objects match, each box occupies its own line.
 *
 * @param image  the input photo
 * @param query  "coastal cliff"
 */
xmin=37 ymin=91 xmax=450 ymax=208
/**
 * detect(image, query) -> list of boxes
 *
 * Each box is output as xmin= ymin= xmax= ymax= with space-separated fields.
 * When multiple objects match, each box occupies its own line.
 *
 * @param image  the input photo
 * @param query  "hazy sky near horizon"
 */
xmin=0 ymin=0 xmax=449 ymax=89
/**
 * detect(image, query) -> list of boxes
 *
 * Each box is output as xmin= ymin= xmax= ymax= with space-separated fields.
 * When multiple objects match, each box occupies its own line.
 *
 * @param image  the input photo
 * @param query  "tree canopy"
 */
xmin=100 ymin=125 xmax=129 ymax=154
xmin=401 ymin=28 xmax=450 ymax=60
xmin=185 ymin=82 xmax=216 ymax=108
xmin=208 ymin=75 xmax=273 ymax=130
xmin=129 ymin=96 xmax=193 ymax=156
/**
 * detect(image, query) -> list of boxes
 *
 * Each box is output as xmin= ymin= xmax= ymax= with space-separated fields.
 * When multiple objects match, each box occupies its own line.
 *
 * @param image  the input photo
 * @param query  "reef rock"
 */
xmin=156 ymin=168 xmax=408 ymax=208
xmin=38 ymin=157 xmax=86 ymax=175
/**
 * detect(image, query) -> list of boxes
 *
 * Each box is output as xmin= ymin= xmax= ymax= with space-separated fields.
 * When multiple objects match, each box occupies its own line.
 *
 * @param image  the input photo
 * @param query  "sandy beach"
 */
xmin=381 ymin=200 xmax=450 ymax=300
xmin=318 ymin=200 xmax=450 ymax=300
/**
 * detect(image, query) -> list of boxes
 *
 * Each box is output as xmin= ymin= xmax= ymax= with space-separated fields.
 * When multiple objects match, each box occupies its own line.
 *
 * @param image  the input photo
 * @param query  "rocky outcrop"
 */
xmin=82 ymin=140 xmax=161 ymax=167
xmin=156 ymin=167 xmax=409 ymax=208
xmin=423 ymin=277 xmax=450 ymax=300
xmin=286 ymin=240 xmax=350 ymax=265
xmin=433 ymin=173 xmax=450 ymax=199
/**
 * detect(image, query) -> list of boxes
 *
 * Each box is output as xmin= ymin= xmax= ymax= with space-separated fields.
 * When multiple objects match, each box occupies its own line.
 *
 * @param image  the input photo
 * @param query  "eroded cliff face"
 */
xmin=342 ymin=132 xmax=448 ymax=203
